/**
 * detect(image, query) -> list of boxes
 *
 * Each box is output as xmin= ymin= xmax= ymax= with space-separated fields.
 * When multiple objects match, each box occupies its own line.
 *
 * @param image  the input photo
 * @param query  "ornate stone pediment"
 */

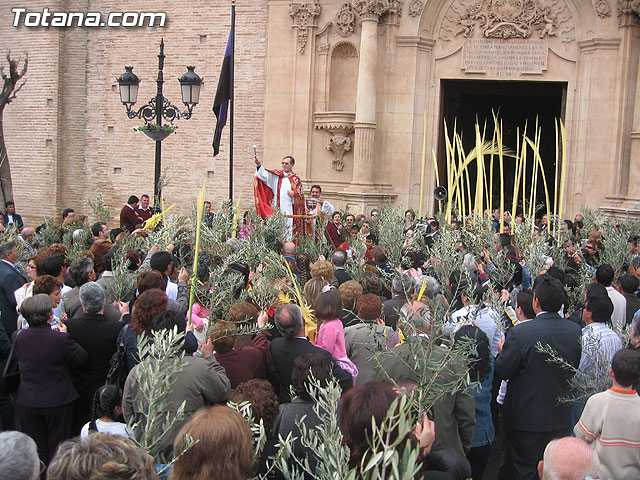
xmin=439 ymin=0 xmax=575 ymax=44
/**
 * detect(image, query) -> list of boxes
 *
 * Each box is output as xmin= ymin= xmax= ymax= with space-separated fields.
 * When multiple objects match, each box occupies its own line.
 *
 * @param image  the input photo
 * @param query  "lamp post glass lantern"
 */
xmin=179 ymin=66 xmax=202 ymax=113
xmin=117 ymin=39 xmax=203 ymax=205
xmin=117 ymin=66 xmax=139 ymax=105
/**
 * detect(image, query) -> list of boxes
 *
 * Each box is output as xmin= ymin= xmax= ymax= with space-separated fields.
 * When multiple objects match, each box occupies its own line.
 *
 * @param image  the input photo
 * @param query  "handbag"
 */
xmin=0 ymin=330 xmax=22 ymax=395
xmin=106 ymin=324 xmax=129 ymax=389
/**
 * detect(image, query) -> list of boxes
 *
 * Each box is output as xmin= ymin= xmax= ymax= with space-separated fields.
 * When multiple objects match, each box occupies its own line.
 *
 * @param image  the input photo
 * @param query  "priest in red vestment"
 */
xmin=254 ymin=155 xmax=306 ymax=240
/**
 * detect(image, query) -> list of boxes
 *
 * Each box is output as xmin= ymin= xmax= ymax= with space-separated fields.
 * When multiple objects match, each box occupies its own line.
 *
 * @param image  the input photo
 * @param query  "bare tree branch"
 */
xmin=8 ymin=79 xmax=26 ymax=102
xmin=0 ymin=51 xmax=29 ymax=210
xmin=0 ymin=52 xmax=28 ymax=107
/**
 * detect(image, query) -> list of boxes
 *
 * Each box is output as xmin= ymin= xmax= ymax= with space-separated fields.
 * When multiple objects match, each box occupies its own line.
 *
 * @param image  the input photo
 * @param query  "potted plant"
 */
xmin=134 ymin=123 xmax=177 ymax=141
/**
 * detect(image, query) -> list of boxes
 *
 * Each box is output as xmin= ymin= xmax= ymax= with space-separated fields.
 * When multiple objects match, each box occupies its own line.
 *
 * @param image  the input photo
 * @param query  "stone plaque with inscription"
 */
xmin=463 ymin=38 xmax=547 ymax=78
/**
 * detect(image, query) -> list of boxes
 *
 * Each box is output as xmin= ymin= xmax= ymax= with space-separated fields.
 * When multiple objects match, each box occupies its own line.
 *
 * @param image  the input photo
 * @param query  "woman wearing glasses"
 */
xmin=14 ymin=255 xmax=46 ymax=330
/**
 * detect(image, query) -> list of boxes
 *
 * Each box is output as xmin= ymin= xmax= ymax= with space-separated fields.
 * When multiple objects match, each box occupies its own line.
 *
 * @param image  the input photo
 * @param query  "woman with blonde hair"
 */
xmin=310 ymin=259 xmax=333 ymax=283
xmin=303 ymin=277 xmax=328 ymax=342
xmin=169 ymin=405 xmax=254 ymax=480
xmin=47 ymin=433 xmax=158 ymax=480
xmin=303 ymin=277 xmax=328 ymax=312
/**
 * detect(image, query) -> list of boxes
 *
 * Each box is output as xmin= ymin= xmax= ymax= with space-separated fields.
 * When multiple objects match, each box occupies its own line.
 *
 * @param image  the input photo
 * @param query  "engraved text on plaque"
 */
xmin=463 ymin=38 xmax=547 ymax=77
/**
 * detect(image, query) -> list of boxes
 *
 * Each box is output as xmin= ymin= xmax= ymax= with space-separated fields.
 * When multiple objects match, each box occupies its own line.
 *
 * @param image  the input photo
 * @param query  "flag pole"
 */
xmin=229 ymin=0 xmax=235 ymax=201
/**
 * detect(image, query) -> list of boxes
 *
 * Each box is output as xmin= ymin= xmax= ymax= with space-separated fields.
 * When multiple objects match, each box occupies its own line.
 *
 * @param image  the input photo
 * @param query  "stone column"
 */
xmin=627 ymin=45 xmax=640 ymax=197
xmin=612 ymin=6 xmax=640 ymax=201
xmin=352 ymin=0 xmax=389 ymax=185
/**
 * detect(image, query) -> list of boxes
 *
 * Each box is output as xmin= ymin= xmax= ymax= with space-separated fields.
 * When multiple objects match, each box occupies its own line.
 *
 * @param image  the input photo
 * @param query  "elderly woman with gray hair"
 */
xmin=14 ymin=294 xmax=87 ymax=470
xmin=0 ymin=431 xmax=42 ymax=480
xmin=66 ymin=282 xmax=124 ymax=436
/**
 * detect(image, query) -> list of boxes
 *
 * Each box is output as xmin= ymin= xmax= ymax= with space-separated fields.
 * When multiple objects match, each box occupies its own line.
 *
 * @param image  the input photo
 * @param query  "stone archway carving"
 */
xmin=438 ymin=0 xmax=576 ymax=44
xmin=418 ymin=0 xmax=595 ymax=44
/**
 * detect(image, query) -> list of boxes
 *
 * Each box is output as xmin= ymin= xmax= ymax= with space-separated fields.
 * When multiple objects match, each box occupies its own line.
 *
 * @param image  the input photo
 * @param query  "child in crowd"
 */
xmin=574 ymin=348 xmax=640 ymax=480
xmin=81 ymin=384 xmax=129 ymax=439
xmin=312 ymin=286 xmax=358 ymax=383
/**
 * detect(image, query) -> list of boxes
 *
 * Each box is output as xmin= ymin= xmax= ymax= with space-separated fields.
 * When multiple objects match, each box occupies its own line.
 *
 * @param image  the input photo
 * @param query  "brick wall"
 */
xmin=0 ymin=0 xmax=268 ymax=227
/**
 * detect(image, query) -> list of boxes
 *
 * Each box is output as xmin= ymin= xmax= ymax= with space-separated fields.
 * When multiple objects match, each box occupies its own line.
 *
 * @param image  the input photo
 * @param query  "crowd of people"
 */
xmin=0 ymin=191 xmax=639 ymax=480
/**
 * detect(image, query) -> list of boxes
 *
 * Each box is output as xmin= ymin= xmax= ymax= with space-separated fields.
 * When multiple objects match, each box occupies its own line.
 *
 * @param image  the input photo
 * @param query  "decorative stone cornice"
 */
xmin=314 ymin=111 xmax=356 ymax=134
xmin=396 ymin=35 xmax=436 ymax=51
xmin=290 ymin=2 xmax=321 ymax=54
xmin=577 ymin=37 xmax=622 ymax=52
xmin=352 ymin=0 xmax=390 ymax=20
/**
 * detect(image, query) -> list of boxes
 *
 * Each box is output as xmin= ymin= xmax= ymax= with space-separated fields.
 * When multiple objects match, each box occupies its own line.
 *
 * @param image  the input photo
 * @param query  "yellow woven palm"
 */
xmin=142 ymin=203 xmax=176 ymax=230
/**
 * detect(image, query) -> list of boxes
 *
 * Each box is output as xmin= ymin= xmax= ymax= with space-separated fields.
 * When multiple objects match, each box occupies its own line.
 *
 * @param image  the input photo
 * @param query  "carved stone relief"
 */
xmin=439 ymin=0 xmax=575 ymax=44
xmin=352 ymin=0 xmax=390 ymax=19
xmin=408 ymin=0 xmax=425 ymax=17
xmin=326 ymin=135 xmax=352 ymax=170
xmin=314 ymin=112 xmax=355 ymax=171
xmin=379 ymin=0 xmax=403 ymax=25
xmin=332 ymin=41 xmax=359 ymax=58
xmin=317 ymin=43 xmax=330 ymax=54
xmin=336 ymin=3 xmax=356 ymax=36
xmin=594 ymin=0 xmax=612 ymax=17
xmin=290 ymin=2 xmax=321 ymax=54
xmin=617 ymin=0 xmax=640 ymax=25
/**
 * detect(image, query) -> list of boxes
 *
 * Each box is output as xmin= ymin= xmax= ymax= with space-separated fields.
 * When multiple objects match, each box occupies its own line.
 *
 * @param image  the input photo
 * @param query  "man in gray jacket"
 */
xmin=123 ymin=316 xmax=230 ymax=462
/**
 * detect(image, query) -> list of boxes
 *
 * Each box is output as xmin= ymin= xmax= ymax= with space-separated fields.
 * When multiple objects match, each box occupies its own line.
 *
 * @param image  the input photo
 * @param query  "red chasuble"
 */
xmin=254 ymin=168 xmax=307 ymax=238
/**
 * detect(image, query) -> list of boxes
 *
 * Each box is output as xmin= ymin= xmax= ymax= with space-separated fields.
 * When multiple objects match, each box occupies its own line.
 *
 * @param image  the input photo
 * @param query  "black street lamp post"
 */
xmin=117 ymin=39 xmax=202 ymax=205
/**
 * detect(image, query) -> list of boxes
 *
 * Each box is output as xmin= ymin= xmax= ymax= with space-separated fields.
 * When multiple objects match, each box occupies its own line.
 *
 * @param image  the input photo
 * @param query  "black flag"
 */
xmin=212 ymin=28 xmax=233 ymax=156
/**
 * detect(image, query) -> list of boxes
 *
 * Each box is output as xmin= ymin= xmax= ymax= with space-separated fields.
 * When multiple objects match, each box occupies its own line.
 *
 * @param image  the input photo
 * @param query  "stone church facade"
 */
xmin=1 ymin=0 xmax=639 ymax=226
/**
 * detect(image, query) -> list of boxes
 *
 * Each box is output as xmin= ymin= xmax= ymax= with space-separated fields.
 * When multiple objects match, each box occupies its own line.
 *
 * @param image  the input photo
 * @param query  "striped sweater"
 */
xmin=574 ymin=388 xmax=640 ymax=480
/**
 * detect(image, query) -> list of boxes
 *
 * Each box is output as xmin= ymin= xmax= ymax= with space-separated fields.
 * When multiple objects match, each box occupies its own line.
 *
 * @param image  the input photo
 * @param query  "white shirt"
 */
xmin=446 ymin=304 xmax=503 ymax=358
xmin=606 ymin=286 xmax=627 ymax=331
xmin=166 ymin=280 xmax=177 ymax=302
xmin=307 ymin=199 xmax=334 ymax=243
xmin=579 ymin=322 xmax=623 ymax=373
xmin=81 ymin=419 xmax=130 ymax=439
xmin=308 ymin=198 xmax=334 ymax=217
xmin=496 ymin=317 xmax=533 ymax=405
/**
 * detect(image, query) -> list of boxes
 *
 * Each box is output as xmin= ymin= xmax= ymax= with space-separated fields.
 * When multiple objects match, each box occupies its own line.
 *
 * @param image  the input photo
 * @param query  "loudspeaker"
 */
xmin=434 ymin=186 xmax=447 ymax=201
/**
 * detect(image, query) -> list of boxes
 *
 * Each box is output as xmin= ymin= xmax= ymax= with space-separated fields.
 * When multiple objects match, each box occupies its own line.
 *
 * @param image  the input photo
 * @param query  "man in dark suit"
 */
xmin=330 ymin=249 xmax=352 ymax=286
xmin=620 ymin=273 xmax=640 ymax=325
xmin=0 ymin=241 xmax=27 ymax=336
xmin=2 ymin=201 xmax=24 ymax=232
xmin=382 ymin=273 xmax=415 ymax=329
xmin=496 ymin=274 xmax=582 ymax=480
xmin=66 ymin=282 xmax=123 ymax=435
xmin=270 ymin=303 xmax=352 ymax=403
